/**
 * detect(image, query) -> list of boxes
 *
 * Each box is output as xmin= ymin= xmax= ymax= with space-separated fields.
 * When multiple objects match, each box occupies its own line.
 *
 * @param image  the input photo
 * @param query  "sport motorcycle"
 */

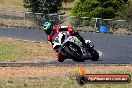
xmin=52 ymin=32 xmax=99 ymax=62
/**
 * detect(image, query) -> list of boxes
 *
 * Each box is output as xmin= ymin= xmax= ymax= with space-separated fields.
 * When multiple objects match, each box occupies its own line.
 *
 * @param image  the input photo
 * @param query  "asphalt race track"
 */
xmin=0 ymin=28 xmax=132 ymax=65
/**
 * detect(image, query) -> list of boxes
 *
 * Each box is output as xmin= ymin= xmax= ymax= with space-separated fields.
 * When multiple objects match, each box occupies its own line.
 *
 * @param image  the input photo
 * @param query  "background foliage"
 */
xmin=72 ymin=0 xmax=129 ymax=19
xmin=23 ymin=0 xmax=63 ymax=14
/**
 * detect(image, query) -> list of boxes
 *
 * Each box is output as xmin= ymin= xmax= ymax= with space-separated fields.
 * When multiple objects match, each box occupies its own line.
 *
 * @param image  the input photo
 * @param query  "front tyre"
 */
xmin=57 ymin=55 xmax=67 ymax=62
xmin=90 ymin=49 xmax=99 ymax=61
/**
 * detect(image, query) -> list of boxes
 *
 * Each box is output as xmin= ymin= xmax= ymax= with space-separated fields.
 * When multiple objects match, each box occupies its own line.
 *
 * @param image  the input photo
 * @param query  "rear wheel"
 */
xmin=90 ymin=49 xmax=99 ymax=61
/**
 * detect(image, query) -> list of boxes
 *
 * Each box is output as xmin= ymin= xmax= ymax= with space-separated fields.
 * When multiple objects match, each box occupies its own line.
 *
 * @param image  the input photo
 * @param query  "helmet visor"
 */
xmin=43 ymin=22 xmax=51 ymax=30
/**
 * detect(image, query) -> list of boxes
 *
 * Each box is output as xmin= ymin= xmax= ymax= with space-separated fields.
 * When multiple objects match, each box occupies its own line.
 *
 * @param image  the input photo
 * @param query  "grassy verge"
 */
xmin=0 ymin=37 xmax=56 ymax=62
xmin=0 ymin=44 xmax=27 ymax=61
xmin=0 ymin=66 xmax=131 ymax=88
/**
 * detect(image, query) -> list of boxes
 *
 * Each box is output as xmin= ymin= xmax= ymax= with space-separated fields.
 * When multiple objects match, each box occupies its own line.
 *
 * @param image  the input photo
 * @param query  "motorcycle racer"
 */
xmin=42 ymin=20 xmax=87 ymax=62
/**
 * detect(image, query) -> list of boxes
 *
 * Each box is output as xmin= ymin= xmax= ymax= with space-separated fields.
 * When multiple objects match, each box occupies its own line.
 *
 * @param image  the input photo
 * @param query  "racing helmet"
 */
xmin=43 ymin=21 xmax=53 ymax=35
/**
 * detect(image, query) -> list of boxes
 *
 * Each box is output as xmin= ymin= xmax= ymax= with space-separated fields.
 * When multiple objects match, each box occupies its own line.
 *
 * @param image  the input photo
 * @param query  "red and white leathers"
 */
xmin=47 ymin=25 xmax=74 ymax=60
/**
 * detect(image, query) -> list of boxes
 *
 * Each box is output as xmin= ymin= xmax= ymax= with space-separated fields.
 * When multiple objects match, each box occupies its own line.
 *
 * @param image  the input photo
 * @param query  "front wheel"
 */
xmin=57 ymin=55 xmax=67 ymax=62
xmin=90 ymin=49 xmax=99 ymax=61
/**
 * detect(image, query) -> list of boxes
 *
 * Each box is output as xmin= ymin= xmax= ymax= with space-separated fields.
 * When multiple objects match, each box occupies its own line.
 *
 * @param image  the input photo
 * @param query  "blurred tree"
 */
xmin=116 ymin=0 xmax=132 ymax=20
xmin=72 ymin=0 xmax=128 ymax=19
xmin=23 ymin=0 xmax=63 ymax=14
xmin=63 ymin=0 xmax=74 ymax=3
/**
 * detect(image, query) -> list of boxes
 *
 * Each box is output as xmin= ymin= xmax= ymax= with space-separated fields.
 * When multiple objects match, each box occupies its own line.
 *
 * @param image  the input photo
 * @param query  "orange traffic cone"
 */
xmin=78 ymin=66 xmax=86 ymax=75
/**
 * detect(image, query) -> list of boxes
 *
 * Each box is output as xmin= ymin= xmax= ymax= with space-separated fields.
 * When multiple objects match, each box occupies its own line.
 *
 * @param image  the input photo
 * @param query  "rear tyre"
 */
xmin=90 ymin=49 xmax=99 ymax=61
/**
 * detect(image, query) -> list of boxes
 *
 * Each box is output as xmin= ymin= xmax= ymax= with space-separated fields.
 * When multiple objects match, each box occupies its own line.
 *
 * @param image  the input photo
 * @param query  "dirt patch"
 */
xmin=0 ymin=65 xmax=132 ymax=88
xmin=77 ymin=26 xmax=95 ymax=32
xmin=0 ymin=66 xmax=132 ymax=77
xmin=0 ymin=19 xmax=33 ymax=28
xmin=113 ymin=28 xmax=132 ymax=35
xmin=0 ymin=0 xmax=27 ymax=11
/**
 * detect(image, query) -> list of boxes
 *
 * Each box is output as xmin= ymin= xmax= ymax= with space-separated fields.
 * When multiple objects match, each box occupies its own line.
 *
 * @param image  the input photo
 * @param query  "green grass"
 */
xmin=0 ymin=44 xmax=29 ymax=62
xmin=0 ymin=38 xmax=56 ymax=62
